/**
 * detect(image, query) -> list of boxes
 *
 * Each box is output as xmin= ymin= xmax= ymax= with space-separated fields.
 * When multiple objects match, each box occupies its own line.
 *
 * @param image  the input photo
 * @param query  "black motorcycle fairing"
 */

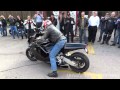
xmin=30 ymin=44 xmax=49 ymax=61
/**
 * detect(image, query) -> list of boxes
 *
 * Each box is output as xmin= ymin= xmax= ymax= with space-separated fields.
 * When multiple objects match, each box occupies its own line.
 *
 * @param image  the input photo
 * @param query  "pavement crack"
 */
xmin=0 ymin=63 xmax=41 ymax=73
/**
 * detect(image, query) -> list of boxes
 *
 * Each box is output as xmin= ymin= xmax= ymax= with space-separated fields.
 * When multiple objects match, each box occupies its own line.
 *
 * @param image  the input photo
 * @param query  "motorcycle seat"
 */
xmin=64 ymin=43 xmax=86 ymax=50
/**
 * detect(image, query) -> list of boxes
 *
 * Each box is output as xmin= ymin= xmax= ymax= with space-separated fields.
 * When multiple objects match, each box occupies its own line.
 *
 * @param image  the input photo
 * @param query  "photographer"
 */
xmin=98 ymin=13 xmax=110 ymax=42
xmin=16 ymin=15 xmax=27 ymax=39
xmin=101 ymin=12 xmax=116 ymax=45
xmin=24 ymin=16 xmax=36 ymax=39
xmin=64 ymin=12 xmax=75 ymax=43
xmin=34 ymin=11 xmax=43 ymax=29
xmin=49 ymin=13 xmax=57 ymax=27
xmin=1 ymin=15 xmax=7 ymax=36
xmin=8 ymin=15 xmax=19 ymax=39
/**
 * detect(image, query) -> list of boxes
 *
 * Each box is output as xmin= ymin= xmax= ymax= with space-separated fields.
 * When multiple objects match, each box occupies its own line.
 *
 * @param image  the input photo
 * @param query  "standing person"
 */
xmin=0 ymin=18 xmax=3 ymax=36
xmin=64 ymin=12 xmax=75 ymax=43
xmin=8 ymin=15 xmax=19 ymax=39
xmin=111 ymin=14 xmax=120 ymax=48
xmin=88 ymin=11 xmax=100 ymax=44
xmin=34 ymin=11 xmax=43 ymax=29
xmin=1 ymin=15 xmax=7 ymax=36
xmin=112 ymin=16 xmax=118 ymax=42
xmin=24 ymin=16 xmax=36 ymax=39
xmin=58 ymin=12 xmax=65 ymax=35
xmin=49 ymin=13 xmax=57 ymax=27
xmin=101 ymin=12 xmax=116 ymax=45
xmin=98 ymin=13 xmax=110 ymax=42
xmin=77 ymin=11 xmax=88 ymax=44
xmin=16 ymin=15 xmax=27 ymax=39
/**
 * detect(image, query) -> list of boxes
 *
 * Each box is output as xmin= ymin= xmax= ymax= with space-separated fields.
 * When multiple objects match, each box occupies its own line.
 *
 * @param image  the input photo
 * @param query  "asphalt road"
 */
xmin=0 ymin=30 xmax=120 ymax=79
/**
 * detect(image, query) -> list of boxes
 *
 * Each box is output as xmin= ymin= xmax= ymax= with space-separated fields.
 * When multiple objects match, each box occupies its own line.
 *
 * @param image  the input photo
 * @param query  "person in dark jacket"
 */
xmin=49 ymin=14 xmax=57 ymax=27
xmin=36 ymin=20 xmax=67 ymax=77
xmin=0 ymin=19 xmax=2 ymax=36
xmin=64 ymin=12 xmax=75 ymax=43
xmin=16 ymin=15 xmax=27 ymax=39
xmin=77 ymin=11 xmax=88 ymax=44
xmin=98 ymin=13 xmax=110 ymax=42
xmin=58 ymin=12 xmax=65 ymax=35
xmin=1 ymin=15 xmax=7 ymax=36
xmin=111 ymin=14 xmax=120 ymax=48
xmin=101 ymin=12 xmax=116 ymax=45
xmin=8 ymin=15 xmax=19 ymax=39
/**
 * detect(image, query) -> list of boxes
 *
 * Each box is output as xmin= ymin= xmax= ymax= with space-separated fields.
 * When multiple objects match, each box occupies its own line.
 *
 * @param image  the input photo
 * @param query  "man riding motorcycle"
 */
xmin=36 ymin=20 xmax=67 ymax=77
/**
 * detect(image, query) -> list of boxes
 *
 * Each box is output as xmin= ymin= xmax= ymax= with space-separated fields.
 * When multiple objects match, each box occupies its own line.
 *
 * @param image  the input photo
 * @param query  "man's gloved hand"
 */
xmin=35 ymin=37 xmax=42 ymax=44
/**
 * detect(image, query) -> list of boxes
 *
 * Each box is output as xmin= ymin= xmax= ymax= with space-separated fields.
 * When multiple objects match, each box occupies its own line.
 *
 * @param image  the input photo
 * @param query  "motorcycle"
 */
xmin=26 ymin=30 xmax=90 ymax=73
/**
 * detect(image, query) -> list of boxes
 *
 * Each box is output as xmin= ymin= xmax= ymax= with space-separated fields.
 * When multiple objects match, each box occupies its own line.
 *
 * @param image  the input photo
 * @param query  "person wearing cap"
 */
xmin=49 ymin=13 xmax=57 ymax=27
xmin=64 ymin=12 xmax=75 ymax=43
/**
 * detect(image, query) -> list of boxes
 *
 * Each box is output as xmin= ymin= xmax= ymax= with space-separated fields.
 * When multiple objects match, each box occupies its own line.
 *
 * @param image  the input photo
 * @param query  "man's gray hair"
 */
xmin=92 ymin=11 xmax=98 ymax=15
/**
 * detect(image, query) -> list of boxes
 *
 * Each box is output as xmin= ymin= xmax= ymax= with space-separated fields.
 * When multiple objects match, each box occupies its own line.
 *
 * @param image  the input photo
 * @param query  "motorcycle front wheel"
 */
xmin=69 ymin=52 xmax=90 ymax=73
xmin=26 ymin=48 xmax=37 ymax=61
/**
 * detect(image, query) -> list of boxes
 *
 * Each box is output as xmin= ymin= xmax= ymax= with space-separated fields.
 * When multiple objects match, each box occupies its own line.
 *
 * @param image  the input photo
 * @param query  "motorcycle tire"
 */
xmin=26 ymin=48 xmax=37 ymax=61
xmin=69 ymin=52 xmax=90 ymax=73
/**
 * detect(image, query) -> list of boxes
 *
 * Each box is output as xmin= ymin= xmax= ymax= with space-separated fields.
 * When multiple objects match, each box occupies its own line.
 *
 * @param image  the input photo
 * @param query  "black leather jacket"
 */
xmin=64 ymin=17 xmax=75 ymax=30
xmin=7 ymin=18 xmax=16 ymax=26
xmin=37 ymin=24 xmax=66 ymax=43
xmin=106 ymin=17 xmax=116 ymax=30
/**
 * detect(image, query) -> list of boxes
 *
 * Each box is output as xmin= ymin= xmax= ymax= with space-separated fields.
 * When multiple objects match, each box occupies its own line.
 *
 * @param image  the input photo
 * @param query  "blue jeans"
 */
xmin=114 ymin=29 xmax=120 ymax=46
xmin=2 ymin=27 xmax=7 ymax=36
xmin=99 ymin=29 xmax=105 ymax=41
xmin=49 ymin=39 xmax=67 ymax=71
xmin=11 ymin=26 xmax=19 ymax=39
xmin=79 ymin=29 xmax=87 ymax=44
xmin=18 ymin=28 xmax=27 ymax=39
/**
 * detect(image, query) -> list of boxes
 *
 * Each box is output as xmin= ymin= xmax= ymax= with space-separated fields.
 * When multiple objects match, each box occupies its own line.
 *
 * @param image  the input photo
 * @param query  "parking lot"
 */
xmin=0 ymin=30 xmax=120 ymax=79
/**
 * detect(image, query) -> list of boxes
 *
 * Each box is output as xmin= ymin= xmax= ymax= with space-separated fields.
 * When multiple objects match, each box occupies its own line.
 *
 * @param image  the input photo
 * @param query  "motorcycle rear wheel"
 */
xmin=69 ymin=52 xmax=90 ymax=73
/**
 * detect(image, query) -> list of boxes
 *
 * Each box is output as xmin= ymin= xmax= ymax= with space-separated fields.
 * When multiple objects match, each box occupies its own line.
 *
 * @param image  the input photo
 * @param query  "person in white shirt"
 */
xmin=24 ymin=16 xmax=36 ymax=39
xmin=88 ymin=11 xmax=100 ymax=43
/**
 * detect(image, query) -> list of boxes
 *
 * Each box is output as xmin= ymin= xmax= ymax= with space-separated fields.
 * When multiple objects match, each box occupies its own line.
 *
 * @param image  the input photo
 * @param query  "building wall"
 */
xmin=0 ymin=11 xmax=36 ymax=19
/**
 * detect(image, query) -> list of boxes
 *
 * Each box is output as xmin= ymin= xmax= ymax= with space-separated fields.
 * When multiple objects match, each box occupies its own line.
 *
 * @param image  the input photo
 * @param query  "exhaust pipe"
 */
xmin=63 ymin=57 xmax=76 ymax=67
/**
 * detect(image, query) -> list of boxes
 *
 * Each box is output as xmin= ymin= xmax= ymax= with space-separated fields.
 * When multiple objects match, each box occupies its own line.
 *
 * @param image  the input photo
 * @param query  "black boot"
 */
xmin=101 ymin=35 xmax=106 ymax=45
xmin=48 ymin=71 xmax=58 ymax=77
xmin=97 ymin=40 xmax=101 ymax=42
xmin=106 ymin=41 xmax=109 ymax=45
xmin=106 ymin=36 xmax=111 ymax=45
xmin=111 ymin=43 xmax=116 ymax=46
xmin=101 ymin=41 xmax=104 ymax=45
